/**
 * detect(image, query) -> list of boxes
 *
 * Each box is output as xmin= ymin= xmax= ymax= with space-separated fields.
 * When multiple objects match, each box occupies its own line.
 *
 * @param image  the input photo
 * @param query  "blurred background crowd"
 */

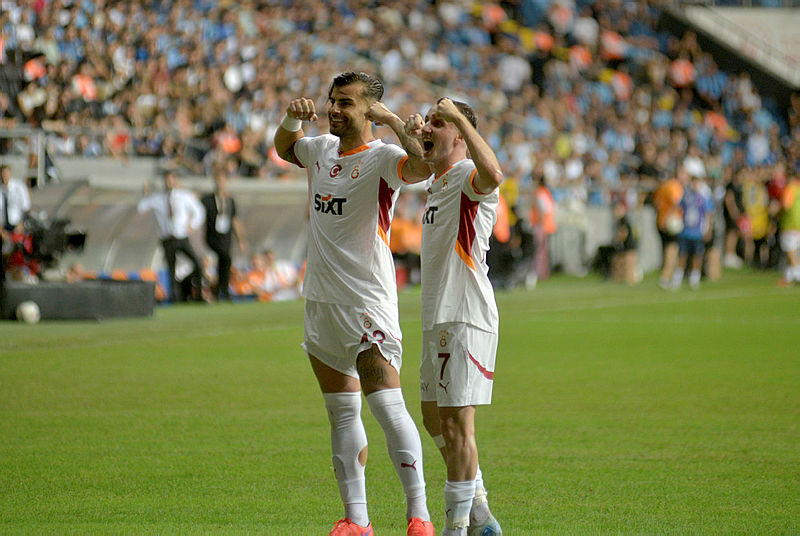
xmin=1 ymin=0 xmax=799 ymax=300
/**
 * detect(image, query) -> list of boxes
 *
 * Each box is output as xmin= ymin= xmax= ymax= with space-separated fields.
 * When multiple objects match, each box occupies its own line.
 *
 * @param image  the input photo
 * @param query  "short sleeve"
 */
xmin=291 ymin=137 xmax=313 ymax=169
xmin=461 ymin=163 xmax=497 ymax=202
xmin=376 ymin=143 xmax=408 ymax=190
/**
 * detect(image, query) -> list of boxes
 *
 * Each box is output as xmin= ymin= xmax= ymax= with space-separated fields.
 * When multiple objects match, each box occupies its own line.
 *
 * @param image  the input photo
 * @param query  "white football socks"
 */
xmin=444 ymin=479 xmax=475 ymax=532
xmin=323 ymin=392 xmax=369 ymax=527
xmin=366 ymin=388 xmax=430 ymax=522
xmin=470 ymin=465 xmax=491 ymax=525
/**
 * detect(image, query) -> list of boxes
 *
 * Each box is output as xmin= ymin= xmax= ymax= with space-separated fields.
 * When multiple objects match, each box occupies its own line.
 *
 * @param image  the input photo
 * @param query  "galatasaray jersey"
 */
xmin=420 ymin=159 xmax=499 ymax=333
xmin=292 ymin=134 xmax=408 ymax=306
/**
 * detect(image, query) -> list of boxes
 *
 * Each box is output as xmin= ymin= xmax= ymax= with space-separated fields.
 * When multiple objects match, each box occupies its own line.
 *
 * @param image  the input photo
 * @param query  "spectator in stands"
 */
xmin=0 ymin=0 xmax=796 ymax=285
xmin=137 ymin=170 xmax=205 ymax=302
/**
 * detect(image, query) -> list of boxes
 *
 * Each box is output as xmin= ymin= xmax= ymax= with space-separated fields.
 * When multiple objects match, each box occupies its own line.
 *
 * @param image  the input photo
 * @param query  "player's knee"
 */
xmin=438 ymin=406 xmax=474 ymax=443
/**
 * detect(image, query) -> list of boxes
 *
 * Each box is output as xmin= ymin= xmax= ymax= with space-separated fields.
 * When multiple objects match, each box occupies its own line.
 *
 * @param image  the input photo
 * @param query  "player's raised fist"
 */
xmin=287 ymin=98 xmax=317 ymax=122
xmin=404 ymin=113 xmax=424 ymax=138
xmin=366 ymin=102 xmax=396 ymax=125
xmin=434 ymin=98 xmax=460 ymax=123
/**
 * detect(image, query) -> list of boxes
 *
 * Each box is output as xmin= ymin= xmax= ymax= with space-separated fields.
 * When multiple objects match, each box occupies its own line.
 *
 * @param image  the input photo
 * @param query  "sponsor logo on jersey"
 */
xmin=423 ymin=206 xmax=438 ymax=224
xmin=314 ymin=193 xmax=347 ymax=215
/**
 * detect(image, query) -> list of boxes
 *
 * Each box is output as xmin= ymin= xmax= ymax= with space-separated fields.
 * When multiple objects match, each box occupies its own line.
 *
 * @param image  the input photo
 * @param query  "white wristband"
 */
xmin=280 ymin=115 xmax=302 ymax=132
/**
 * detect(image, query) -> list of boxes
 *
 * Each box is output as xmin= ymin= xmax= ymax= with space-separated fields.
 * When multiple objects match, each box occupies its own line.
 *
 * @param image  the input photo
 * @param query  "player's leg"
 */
xmin=435 ymin=324 xmax=501 ymax=536
xmin=423 ymin=396 xmax=494 ymax=532
xmin=309 ymin=356 xmax=372 ymax=531
xmin=304 ymin=301 xmax=373 ymax=534
xmin=780 ymin=231 xmax=800 ymax=283
xmin=420 ymin=333 xmax=448 ymax=462
xmin=359 ymin=345 xmax=433 ymax=532
xmin=421 ymin=400 xmax=447 ymax=461
xmin=439 ymin=405 xmax=477 ymax=535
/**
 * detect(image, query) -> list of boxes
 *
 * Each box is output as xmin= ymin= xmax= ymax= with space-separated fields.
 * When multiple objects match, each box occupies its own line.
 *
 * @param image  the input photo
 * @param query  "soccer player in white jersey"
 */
xmin=273 ymin=72 xmax=435 ymax=536
xmin=374 ymin=98 xmax=504 ymax=536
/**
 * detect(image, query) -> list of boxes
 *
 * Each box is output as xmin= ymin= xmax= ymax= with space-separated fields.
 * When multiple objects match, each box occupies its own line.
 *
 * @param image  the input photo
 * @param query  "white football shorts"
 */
xmin=302 ymin=299 xmax=403 ymax=379
xmin=780 ymin=230 xmax=800 ymax=253
xmin=420 ymin=322 xmax=497 ymax=407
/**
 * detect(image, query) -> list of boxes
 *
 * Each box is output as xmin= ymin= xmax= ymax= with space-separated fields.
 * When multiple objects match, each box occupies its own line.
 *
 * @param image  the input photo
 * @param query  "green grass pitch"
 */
xmin=1 ymin=271 xmax=798 ymax=534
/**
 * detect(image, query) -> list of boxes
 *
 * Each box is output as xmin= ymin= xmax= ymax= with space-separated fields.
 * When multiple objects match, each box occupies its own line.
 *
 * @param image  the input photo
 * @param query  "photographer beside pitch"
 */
xmin=372 ymin=98 xmax=503 ymax=535
xmin=273 ymin=72 xmax=435 ymax=536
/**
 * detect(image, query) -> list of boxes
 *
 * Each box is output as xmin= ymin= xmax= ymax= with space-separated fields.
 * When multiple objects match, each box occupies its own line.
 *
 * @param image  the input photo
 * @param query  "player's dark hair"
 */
xmin=329 ymin=72 xmax=384 ymax=102
xmin=441 ymin=99 xmax=478 ymax=129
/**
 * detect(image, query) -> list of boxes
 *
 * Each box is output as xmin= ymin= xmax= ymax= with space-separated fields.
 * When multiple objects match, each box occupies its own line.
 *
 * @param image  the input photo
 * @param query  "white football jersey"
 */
xmin=420 ymin=159 xmax=499 ymax=332
xmin=292 ymin=134 xmax=408 ymax=306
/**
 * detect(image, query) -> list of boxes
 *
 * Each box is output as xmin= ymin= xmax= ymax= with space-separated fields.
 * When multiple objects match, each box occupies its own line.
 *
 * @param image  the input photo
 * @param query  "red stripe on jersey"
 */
xmin=378 ymin=178 xmax=395 ymax=246
xmin=290 ymin=142 xmax=305 ymax=168
xmin=454 ymin=193 xmax=478 ymax=271
xmin=468 ymin=351 xmax=494 ymax=380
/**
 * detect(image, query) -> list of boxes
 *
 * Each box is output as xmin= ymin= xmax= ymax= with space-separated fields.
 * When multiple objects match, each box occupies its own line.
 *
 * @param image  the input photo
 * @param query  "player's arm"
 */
xmin=366 ymin=102 xmax=430 ymax=183
xmin=436 ymin=98 xmax=503 ymax=194
xmin=273 ymin=98 xmax=318 ymax=166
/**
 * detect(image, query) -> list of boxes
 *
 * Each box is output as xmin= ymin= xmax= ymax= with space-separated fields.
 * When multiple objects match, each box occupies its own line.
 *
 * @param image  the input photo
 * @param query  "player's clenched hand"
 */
xmin=434 ymin=98 xmax=461 ymax=123
xmin=404 ymin=113 xmax=424 ymax=139
xmin=365 ymin=102 xmax=396 ymax=125
xmin=287 ymin=98 xmax=317 ymax=122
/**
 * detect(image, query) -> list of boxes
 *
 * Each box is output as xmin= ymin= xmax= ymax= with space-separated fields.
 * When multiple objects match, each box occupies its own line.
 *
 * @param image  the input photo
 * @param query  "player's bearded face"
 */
xmin=327 ymin=84 xmax=369 ymax=138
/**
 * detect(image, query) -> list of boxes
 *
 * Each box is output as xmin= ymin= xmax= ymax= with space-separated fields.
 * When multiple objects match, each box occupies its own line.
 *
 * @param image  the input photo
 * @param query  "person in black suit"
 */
xmin=201 ymin=167 xmax=246 ymax=301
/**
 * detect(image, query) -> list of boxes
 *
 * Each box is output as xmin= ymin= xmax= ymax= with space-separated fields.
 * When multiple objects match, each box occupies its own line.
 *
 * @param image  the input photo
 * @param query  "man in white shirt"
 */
xmin=374 ymin=98 xmax=504 ymax=536
xmin=138 ymin=170 xmax=205 ymax=302
xmin=1 ymin=164 xmax=32 ymax=285
xmin=273 ymin=71 xmax=435 ymax=536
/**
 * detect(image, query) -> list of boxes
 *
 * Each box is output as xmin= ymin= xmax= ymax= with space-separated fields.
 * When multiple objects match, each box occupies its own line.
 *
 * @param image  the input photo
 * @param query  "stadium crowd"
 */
xmin=1 ymin=0 xmax=799 ymax=293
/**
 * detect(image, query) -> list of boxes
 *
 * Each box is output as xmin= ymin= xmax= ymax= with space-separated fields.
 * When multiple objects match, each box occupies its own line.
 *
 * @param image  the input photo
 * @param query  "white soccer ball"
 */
xmin=16 ymin=300 xmax=41 ymax=324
